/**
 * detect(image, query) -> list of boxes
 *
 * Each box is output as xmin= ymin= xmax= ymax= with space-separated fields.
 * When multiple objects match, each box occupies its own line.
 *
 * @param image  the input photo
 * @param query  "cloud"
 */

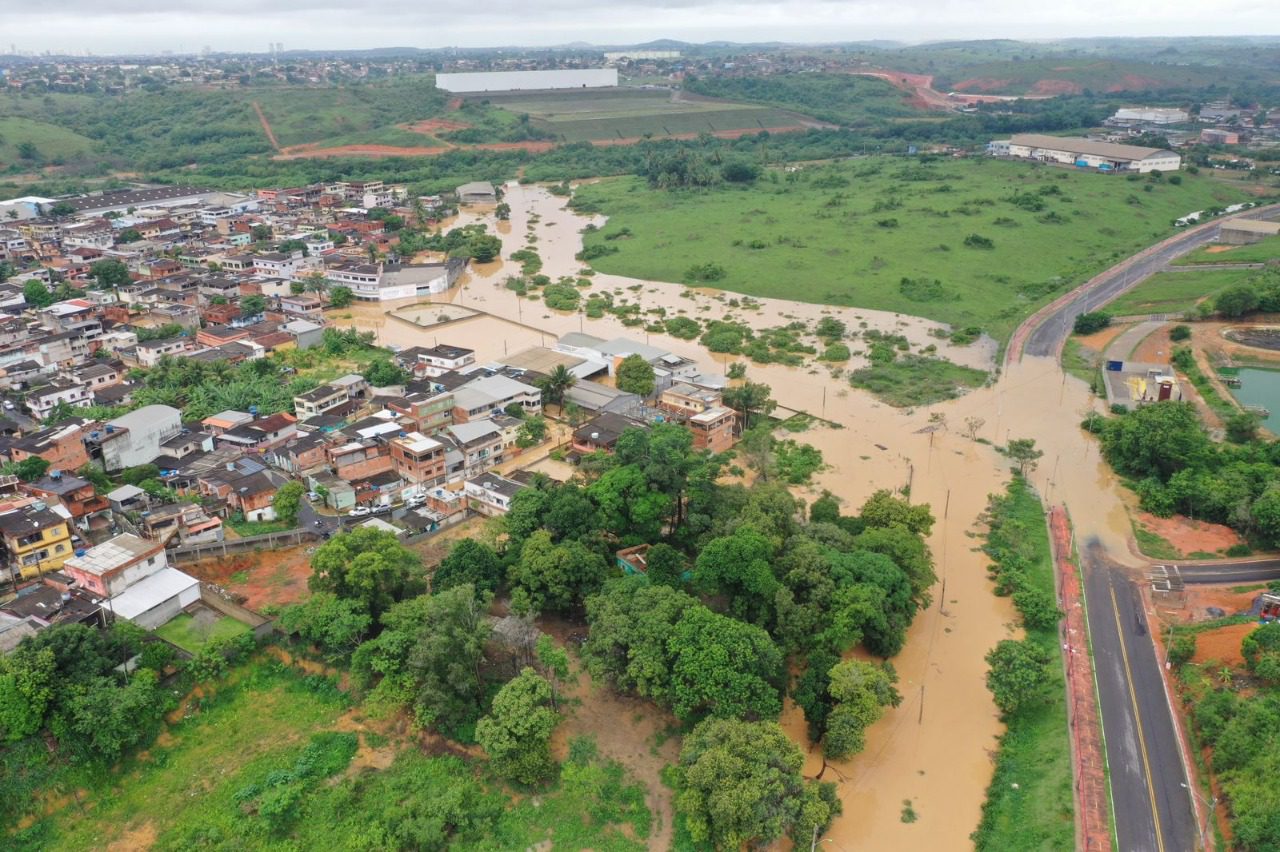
xmin=2 ymin=0 xmax=1277 ymax=54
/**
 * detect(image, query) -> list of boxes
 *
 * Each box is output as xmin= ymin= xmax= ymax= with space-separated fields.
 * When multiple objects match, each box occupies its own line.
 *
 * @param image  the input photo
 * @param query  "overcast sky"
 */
xmin=3 ymin=0 xmax=1278 ymax=55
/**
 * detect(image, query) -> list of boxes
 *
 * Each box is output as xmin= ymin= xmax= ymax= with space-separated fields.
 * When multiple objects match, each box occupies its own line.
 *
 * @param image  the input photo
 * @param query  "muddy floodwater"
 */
xmin=339 ymin=183 xmax=1140 ymax=849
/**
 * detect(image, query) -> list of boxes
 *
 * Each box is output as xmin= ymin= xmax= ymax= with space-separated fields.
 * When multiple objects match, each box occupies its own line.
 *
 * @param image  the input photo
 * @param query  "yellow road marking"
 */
xmin=1109 ymin=583 xmax=1165 ymax=852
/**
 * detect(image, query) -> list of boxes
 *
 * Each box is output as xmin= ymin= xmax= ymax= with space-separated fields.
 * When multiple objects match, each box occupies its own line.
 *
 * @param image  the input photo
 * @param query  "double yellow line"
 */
xmin=1108 ymin=583 xmax=1165 ymax=852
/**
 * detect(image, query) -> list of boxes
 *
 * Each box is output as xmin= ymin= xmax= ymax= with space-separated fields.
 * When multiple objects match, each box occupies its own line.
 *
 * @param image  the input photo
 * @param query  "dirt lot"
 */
xmin=1137 ymin=510 xmax=1243 ymax=557
xmin=184 ymin=544 xmax=316 ymax=611
xmin=1191 ymin=622 xmax=1256 ymax=668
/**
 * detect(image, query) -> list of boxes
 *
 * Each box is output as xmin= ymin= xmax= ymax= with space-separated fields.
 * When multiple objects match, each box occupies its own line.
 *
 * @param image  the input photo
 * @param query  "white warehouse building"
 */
xmin=989 ymin=134 xmax=1181 ymax=173
xmin=435 ymin=68 xmax=618 ymax=93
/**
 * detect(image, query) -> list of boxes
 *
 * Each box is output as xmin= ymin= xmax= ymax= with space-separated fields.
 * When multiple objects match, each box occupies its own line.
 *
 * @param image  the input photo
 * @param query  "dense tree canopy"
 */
xmin=475 ymin=668 xmax=560 ymax=785
xmin=309 ymin=528 xmax=425 ymax=621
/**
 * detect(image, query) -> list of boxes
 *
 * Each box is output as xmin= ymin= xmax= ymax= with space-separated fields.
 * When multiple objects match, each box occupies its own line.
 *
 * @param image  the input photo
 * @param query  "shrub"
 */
xmin=1169 ymin=324 xmax=1192 ymax=341
xmin=1072 ymin=312 xmax=1112 ymax=335
xmin=963 ymin=234 xmax=995 ymax=250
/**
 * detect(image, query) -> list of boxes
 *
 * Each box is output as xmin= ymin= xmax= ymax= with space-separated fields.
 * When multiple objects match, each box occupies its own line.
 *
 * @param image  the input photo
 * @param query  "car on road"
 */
xmin=348 ymin=505 xmax=370 ymax=517
xmin=370 ymin=504 xmax=390 ymax=515
xmin=2 ymin=400 xmax=13 ymax=411
xmin=307 ymin=491 xmax=321 ymax=502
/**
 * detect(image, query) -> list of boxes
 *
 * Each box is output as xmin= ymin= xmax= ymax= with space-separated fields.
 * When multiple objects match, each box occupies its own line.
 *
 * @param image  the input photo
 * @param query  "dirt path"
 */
xmin=252 ymin=101 xmax=281 ymax=153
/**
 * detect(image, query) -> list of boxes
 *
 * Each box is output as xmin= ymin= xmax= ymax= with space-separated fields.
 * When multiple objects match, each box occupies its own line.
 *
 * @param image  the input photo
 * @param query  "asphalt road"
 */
xmin=1082 ymin=542 xmax=1197 ymax=852
xmin=1160 ymin=558 xmax=1280 ymax=586
xmin=1023 ymin=205 xmax=1280 ymax=359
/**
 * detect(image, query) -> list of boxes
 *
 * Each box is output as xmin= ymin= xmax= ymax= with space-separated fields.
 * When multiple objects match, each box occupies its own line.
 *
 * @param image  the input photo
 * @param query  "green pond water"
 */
xmin=1227 ymin=368 xmax=1280 ymax=419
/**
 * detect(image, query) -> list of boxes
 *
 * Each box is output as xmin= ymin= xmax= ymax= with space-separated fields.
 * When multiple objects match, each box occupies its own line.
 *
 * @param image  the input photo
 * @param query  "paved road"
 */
xmin=1161 ymin=558 xmax=1280 ymax=586
xmin=1022 ymin=205 xmax=1280 ymax=359
xmin=1082 ymin=542 xmax=1197 ymax=852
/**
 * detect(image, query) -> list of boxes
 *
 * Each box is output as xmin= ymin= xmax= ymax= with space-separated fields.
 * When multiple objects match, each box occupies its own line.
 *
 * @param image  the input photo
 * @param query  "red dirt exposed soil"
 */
xmin=1030 ymin=79 xmax=1084 ymax=96
xmin=1129 ymin=327 xmax=1174 ymax=365
xmin=403 ymin=117 xmax=472 ymax=134
xmin=184 ymin=545 xmax=315 ymax=610
xmin=951 ymin=77 xmax=1014 ymax=93
xmin=1074 ymin=323 xmax=1132 ymax=352
xmin=1136 ymin=511 xmax=1243 ymax=556
xmin=1191 ymin=622 xmax=1255 ymax=667
xmin=252 ymin=101 xmax=281 ymax=152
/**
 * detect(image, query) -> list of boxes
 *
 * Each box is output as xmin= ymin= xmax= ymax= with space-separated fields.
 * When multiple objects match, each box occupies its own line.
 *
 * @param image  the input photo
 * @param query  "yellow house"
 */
xmin=0 ymin=506 xmax=74 ymax=581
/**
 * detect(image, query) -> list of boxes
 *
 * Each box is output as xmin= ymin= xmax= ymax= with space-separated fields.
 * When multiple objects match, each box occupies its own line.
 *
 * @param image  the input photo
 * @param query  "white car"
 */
xmin=405 ymin=496 xmax=426 ymax=509
xmin=2 ymin=401 xmax=13 ymax=411
xmin=348 ymin=505 xmax=371 ymax=517
xmin=370 ymin=504 xmax=391 ymax=515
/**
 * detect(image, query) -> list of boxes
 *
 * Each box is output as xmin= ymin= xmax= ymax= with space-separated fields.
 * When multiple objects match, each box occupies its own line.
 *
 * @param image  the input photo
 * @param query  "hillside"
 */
xmin=0 ymin=116 xmax=97 ymax=171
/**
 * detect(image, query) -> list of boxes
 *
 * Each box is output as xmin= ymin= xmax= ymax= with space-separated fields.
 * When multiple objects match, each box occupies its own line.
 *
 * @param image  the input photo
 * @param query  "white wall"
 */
xmin=436 ymin=68 xmax=618 ymax=93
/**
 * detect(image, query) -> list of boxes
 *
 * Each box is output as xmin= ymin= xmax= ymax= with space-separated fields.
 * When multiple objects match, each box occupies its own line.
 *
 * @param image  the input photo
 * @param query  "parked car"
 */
xmin=307 ymin=491 xmax=321 ymax=502
xmin=2 ymin=400 xmax=13 ymax=410
xmin=348 ymin=505 xmax=370 ymax=517
xmin=370 ymin=504 xmax=390 ymax=515
xmin=405 ymin=496 xmax=426 ymax=509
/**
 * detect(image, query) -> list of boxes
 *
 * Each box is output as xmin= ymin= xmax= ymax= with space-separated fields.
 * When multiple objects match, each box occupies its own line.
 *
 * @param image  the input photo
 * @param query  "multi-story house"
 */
xmin=25 ymin=382 xmax=92 ymax=421
xmin=389 ymin=432 xmax=447 ymax=484
xmin=0 ymin=505 xmax=74 ymax=582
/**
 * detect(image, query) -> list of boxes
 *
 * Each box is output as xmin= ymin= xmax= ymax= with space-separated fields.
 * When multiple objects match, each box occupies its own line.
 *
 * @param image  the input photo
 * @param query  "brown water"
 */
xmin=339 ymin=183 xmax=1140 ymax=849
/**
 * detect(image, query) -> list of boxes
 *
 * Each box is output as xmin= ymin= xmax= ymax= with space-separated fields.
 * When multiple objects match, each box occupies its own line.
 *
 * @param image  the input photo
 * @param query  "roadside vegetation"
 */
xmin=1173 ymin=235 xmax=1280 ymax=266
xmin=1104 ymin=267 xmax=1260 ymax=317
xmin=572 ymin=158 xmax=1249 ymax=343
xmin=973 ymin=475 xmax=1073 ymax=851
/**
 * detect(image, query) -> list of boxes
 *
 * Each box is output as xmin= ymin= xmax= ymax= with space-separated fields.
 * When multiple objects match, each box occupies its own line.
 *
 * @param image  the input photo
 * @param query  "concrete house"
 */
xmin=91 ymin=404 xmax=183 ymax=471
xmin=63 ymin=533 xmax=199 ymax=630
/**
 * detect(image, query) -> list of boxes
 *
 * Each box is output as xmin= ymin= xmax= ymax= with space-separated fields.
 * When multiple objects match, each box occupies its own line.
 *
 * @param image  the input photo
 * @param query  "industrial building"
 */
xmin=1110 ymin=107 xmax=1189 ymax=125
xmin=1219 ymin=220 xmax=1280 ymax=246
xmin=989 ymin=134 xmax=1181 ymax=173
xmin=435 ymin=68 xmax=618 ymax=93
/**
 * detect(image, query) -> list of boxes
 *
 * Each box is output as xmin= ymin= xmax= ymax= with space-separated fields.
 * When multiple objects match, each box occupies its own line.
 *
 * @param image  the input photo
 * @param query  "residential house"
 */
xmin=139 ymin=502 xmax=223 ymax=545
xmin=90 ymin=404 xmax=183 ymax=471
xmin=63 ymin=533 xmax=199 ymax=629
xmin=281 ymin=319 xmax=324 ymax=350
xmin=201 ymin=410 xmax=254 ymax=436
xmin=572 ymin=412 xmax=647 ymax=454
xmin=215 ymin=412 xmax=297 ymax=452
xmin=279 ymin=294 xmax=323 ymax=319
xmin=26 ymin=382 xmax=93 ymax=421
xmin=389 ymin=432 xmax=447 ymax=484
xmin=463 ymin=474 xmax=526 ymax=516
xmin=687 ymin=406 xmax=736 ymax=453
xmin=0 ymin=505 xmax=74 ymax=582
xmin=5 ymin=420 xmax=91 ymax=471
xmin=20 ymin=472 xmax=110 ymax=532
xmin=385 ymin=390 xmax=454 ymax=434
xmin=451 ymin=374 xmax=541 ymax=423
xmin=446 ymin=419 xmax=508 ymax=478
xmin=293 ymin=374 xmax=370 ymax=419
xmin=397 ymin=344 xmax=475 ymax=378
xmin=129 ymin=336 xmax=194 ymax=368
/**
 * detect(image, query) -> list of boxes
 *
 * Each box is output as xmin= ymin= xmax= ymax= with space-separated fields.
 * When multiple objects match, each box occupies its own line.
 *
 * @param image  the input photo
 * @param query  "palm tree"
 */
xmin=541 ymin=365 xmax=576 ymax=412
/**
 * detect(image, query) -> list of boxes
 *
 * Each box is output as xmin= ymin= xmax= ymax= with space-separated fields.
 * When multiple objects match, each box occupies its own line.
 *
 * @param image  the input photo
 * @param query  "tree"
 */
xmin=985 ymin=639 xmax=1053 ymax=716
xmin=1242 ymin=623 xmax=1280 ymax=681
xmin=644 ymin=542 xmax=687 ymax=587
xmin=859 ymin=489 xmax=935 ymax=536
xmin=433 ymin=538 xmax=503 ymax=595
xmin=240 ymin=294 xmax=267 ymax=316
xmin=1006 ymin=438 xmax=1044 ymax=476
xmin=22 ymin=280 xmax=54 ymax=309
xmin=1169 ymin=325 xmax=1192 ymax=342
xmin=693 ymin=524 xmax=780 ymax=626
xmin=90 ymin=259 xmax=130 ymax=289
xmin=1098 ymin=401 xmax=1211 ymax=481
xmin=615 ymin=354 xmax=656 ymax=396
xmin=271 ymin=481 xmax=305 ymax=526
xmin=363 ymin=358 xmax=408 ymax=387
xmin=676 ymin=718 xmax=839 ymax=849
xmin=516 ymin=415 xmax=548 ymax=449
xmin=277 ymin=592 xmax=371 ymax=661
xmin=538 ymin=364 xmax=576 ymax=409
xmin=822 ymin=659 xmax=901 ymax=759
xmin=964 ymin=416 xmax=986 ymax=441
xmin=1226 ymin=411 xmax=1260 ymax=444
xmin=65 ymin=669 xmax=170 ymax=761
xmin=1252 ymin=490 xmax=1280 ymax=546
xmin=475 ymin=668 xmax=560 ymax=785
xmin=308 ymin=527 xmax=425 ymax=621
xmin=328 ymin=285 xmax=353 ymax=308
xmin=1072 ymin=312 xmax=1112 ymax=335
xmin=48 ymin=202 xmax=75 ymax=219
xmin=668 ymin=605 xmax=783 ymax=722
xmin=495 ymin=202 xmax=511 ymax=220
xmin=407 ymin=585 xmax=491 ymax=733
xmin=508 ymin=530 xmax=608 ymax=615
xmin=722 ymin=381 xmax=777 ymax=431
xmin=1216 ymin=286 xmax=1260 ymax=318
xmin=117 ymin=228 xmax=142 ymax=244
xmin=0 ymin=647 xmax=55 ymax=742
xmin=588 ymin=464 xmax=671 ymax=543
xmin=7 ymin=456 xmax=51 ymax=482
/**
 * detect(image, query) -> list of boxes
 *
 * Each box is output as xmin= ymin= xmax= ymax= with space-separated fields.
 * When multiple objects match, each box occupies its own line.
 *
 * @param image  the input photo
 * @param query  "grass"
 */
xmin=226 ymin=517 xmax=293 ymax=537
xmin=1062 ymin=337 xmax=1101 ymax=388
xmin=930 ymin=56 xmax=1229 ymax=95
xmin=973 ymin=477 xmax=1074 ymax=852
xmin=849 ymin=354 xmax=988 ymax=407
xmin=1132 ymin=520 xmax=1183 ymax=560
xmin=1103 ymin=267 xmax=1259 ymax=316
xmin=573 ymin=158 xmax=1252 ymax=344
xmin=1173 ymin=236 xmax=1280 ymax=266
xmin=18 ymin=658 xmax=652 ymax=851
xmin=478 ymin=88 xmax=802 ymax=143
xmin=154 ymin=612 xmax=251 ymax=652
xmin=0 ymin=116 xmax=96 ymax=167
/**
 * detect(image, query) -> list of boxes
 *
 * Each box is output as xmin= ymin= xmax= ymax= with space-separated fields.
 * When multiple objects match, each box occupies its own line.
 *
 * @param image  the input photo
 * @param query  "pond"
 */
xmin=1226 ymin=367 xmax=1280 ymax=419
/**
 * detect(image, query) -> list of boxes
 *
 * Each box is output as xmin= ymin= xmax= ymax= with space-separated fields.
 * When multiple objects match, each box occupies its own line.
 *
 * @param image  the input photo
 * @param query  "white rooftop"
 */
xmin=359 ymin=517 xmax=404 ymax=536
xmin=65 ymin=532 xmax=158 ymax=577
xmin=109 ymin=567 xmax=198 ymax=620
xmin=106 ymin=484 xmax=145 ymax=502
xmin=396 ymin=431 xmax=442 ymax=453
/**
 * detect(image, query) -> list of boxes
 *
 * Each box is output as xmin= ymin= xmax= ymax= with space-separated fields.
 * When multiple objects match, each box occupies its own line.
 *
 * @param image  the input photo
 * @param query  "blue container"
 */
xmin=1106 ymin=360 xmax=1123 ymax=372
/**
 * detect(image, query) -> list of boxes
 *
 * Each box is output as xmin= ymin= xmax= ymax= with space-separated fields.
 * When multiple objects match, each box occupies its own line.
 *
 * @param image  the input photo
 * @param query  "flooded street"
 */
xmin=338 ymin=182 xmax=1141 ymax=849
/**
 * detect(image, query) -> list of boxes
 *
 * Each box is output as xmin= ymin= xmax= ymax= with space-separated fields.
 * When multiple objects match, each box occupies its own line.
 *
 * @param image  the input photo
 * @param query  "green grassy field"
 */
xmin=0 ymin=116 xmax=96 ymax=168
xmin=931 ymin=57 xmax=1230 ymax=95
xmin=1174 ymin=236 xmax=1280 ymax=266
xmin=849 ymin=355 xmax=988 ymax=407
xmin=1103 ymin=267 xmax=1258 ymax=316
xmin=972 ymin=478 xmax=1074 ymax=852
xmin=478 ymin=88 xmax=805 ymax=142
xmin=154 ymin=612 xmax=250 ymax=652
xmin=574 ymin=158 xmax=1253 ymax=343
xmin=16 ymin=659 xmax=651 ymax=851
xmin=684 ymin=73 xmax=924 ymax=126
